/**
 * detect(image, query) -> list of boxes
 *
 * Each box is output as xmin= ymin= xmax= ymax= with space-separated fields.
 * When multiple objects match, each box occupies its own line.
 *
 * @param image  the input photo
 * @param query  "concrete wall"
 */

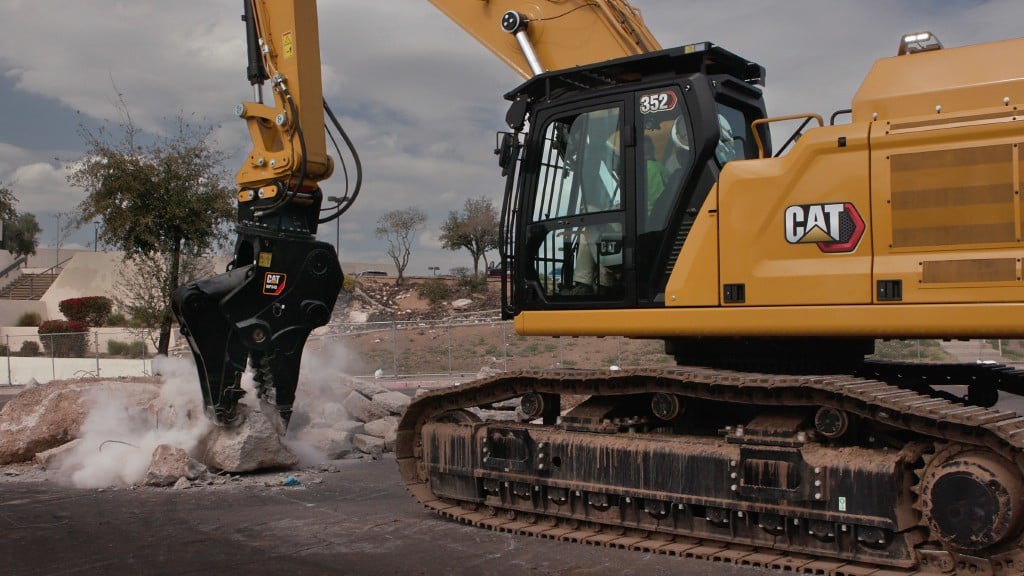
xmin=0 ymin=301 xmax=48 ymax=327
xmin=38 ymin=251 xmax=122 ymax=319
xmin=0 ymin=356 xmax=154 ymax=386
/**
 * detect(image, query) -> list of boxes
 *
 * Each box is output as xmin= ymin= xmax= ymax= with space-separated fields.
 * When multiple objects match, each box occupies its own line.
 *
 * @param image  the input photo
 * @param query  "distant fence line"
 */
xmin=1 ymin=329 xmax=155 ymax=385
xmin=2 ymin=322 xmax=1022 ymax=386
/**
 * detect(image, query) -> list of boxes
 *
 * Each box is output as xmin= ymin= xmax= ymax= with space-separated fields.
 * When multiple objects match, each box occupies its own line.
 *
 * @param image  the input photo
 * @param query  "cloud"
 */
xmin=1 ymin=0 xmax=1023 ymax=274
xmin=8 ymin=162 xmax=82 ymax=212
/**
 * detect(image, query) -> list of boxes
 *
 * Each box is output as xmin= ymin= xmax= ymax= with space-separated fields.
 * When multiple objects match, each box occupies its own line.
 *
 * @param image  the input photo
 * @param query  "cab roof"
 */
xmin=505 ymin=43 xmax=765 ymax=104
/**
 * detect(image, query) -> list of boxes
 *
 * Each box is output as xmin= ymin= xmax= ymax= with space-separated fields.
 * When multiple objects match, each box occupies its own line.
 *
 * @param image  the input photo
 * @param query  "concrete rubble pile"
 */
xmin=0 ymin=379 xmax=161 ymax=465
xmin=291 ymin=375 xmax=410 ymax=460
xmin=0 ymin=374 xmax=412 ymax=487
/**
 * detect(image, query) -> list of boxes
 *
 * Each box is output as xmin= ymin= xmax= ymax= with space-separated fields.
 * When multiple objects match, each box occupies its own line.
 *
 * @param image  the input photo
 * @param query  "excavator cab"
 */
xmin=500 ymin=44 xmax=768 ymax=316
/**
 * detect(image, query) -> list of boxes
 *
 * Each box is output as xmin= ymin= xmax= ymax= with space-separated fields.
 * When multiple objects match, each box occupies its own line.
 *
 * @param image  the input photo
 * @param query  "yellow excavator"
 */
xmin=172 ymin=1 xmax=1024 ymax=573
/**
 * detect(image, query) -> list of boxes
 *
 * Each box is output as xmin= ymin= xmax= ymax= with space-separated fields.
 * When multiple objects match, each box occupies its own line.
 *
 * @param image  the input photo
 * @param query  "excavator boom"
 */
xmin=428 ymin=0 xmax=660 ymax=78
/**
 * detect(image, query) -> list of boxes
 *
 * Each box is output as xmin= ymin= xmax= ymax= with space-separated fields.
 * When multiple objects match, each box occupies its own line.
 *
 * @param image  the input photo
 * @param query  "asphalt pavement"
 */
xmin=0 ymin=455 xmax=774 ymax=576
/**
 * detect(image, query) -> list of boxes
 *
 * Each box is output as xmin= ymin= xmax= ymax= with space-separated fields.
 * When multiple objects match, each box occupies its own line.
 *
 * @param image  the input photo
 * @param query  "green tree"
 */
xmin=375 ymin=207 xmax=426 ymax=285
xmin=67 ymin=108 xmax=234 ymax=355
xmin=4 ymin=213 xmax=41 ymax=260
xmin=439 ymin=196 xmax=499 ymax=275
xmin=0 ymin=182 xmax=39 ymax=261
xmin=0 ymin=183 xmax=17 ymax=223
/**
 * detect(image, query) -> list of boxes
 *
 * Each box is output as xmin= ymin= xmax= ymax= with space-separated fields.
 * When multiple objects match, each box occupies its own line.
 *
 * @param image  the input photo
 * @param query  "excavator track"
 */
xmin=396 ymin=367 xmax=1024 ymax=575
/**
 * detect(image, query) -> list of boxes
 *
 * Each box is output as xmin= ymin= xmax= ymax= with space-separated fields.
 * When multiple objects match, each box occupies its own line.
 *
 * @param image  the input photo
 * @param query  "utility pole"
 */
xmin=55 ymin=212 xmax=63 ymax=269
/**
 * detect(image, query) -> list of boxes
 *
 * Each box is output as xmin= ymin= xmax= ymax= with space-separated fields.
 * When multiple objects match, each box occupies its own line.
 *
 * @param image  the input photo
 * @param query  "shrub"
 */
xmin=16 ymin=311 xmax=42 ymax=327
xmin=107 ymin=339 xmax=148 ymax=357
xmin=38 ymin=320 xmax=89 ymax=358
xmin=417 ymin=278 xmax=451 ymax=305
xmin=58 ymin=296 xmax=112 ymax=327
xmin=452 ymin=267 xmax=487 ymax=294
xmin=18 ymin=341 xmax=40 ymax=357
xmin=105 ymin=312 xmax=129 ymax=327
xmin=342 ymin=275 xmax=359 ymax=293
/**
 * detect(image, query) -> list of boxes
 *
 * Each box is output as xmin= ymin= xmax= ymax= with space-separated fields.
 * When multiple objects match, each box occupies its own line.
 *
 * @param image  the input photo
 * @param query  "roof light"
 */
xmin=898 ymin=31 xmax=943 ymax=55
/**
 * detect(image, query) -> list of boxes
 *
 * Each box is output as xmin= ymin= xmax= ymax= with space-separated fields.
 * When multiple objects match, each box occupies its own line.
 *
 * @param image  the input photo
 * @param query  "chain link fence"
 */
xmin=2 ymin=322 xmax=1022 ymax=386
xmin=303 ymin=319 xmax=675 ymax=379
xmin=1 ymin=330 xmax=155 ymax=385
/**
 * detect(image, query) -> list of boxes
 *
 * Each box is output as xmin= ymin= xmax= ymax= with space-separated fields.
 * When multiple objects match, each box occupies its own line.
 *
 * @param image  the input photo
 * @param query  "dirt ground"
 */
xmin=0 ymin=456 xmax=772 ymax=576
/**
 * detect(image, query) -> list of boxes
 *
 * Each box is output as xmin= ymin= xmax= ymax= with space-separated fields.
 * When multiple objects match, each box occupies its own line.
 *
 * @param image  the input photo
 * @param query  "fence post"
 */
xmin=502 ymin=321 xmax=508 ymax=372
xmin=447 ymin=318 xmax=453 ymax=376
xmin=391 ymin=321 xmax=398 ymax=377
xmin=94 ymin=331 xmax=101 ymax=378
xmin=5 ymin=334 xmax=10 ymax=386
xmin=50 ymin=334 xmax=56 ymax=381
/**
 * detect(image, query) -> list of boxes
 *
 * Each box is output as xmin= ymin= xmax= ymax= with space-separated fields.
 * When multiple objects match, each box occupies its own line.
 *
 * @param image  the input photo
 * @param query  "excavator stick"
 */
xmin=172 ymin=0 xmax=345 ymax=427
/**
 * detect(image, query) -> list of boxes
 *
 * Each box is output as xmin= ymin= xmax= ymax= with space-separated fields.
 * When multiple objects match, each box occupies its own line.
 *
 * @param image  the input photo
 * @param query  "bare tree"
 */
xmin=439 ymin=196 xmax=499 ymax=275
xmin=113 ymin=252 xmax=216 ymax=350
xmin=375 ymin=208 xmax=426 ymax=285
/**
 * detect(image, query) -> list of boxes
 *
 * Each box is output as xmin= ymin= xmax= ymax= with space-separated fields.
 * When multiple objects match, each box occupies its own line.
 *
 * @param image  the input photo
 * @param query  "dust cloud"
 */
xmin=56 ymin=357 xmax=211 ymax=488
xmin=281 ymin=340 xmax=359 ymax=466
xmin=54 ymin=339 xmax=361 ymax=486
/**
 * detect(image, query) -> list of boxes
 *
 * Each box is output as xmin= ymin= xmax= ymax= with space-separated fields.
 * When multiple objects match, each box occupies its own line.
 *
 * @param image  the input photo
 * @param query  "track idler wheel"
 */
xmin=920 ymin=447 xmax=1024 ymax=552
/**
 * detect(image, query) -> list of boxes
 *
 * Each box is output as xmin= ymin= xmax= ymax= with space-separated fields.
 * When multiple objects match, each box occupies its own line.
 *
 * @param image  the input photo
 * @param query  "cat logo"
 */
xmin=784 ymin=202 xmax=865 ymax=254
xmin=263 ymin=272 xmax=287 ymax=296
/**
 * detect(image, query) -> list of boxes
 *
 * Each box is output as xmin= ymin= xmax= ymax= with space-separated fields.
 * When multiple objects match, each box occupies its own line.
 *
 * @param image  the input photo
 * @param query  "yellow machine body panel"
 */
xmin=852 ymin=37 xmax=1024 ymax=123
xmin=662 ymin=191 xmax=719 ymax=307
xmin=716 ymin=123 xmax=873 ymax=306
xmin=513 ymin=303 xmax=1024 ymax=338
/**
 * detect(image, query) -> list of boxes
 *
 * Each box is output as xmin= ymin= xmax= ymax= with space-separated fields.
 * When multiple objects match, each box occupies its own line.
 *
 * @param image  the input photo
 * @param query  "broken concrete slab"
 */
xmin=347 ymin=378 xmax=388 ymax=400
xmin=0 ymin=380 xmax=160 ymax=465
xmin=451 ymin=298 xmax=473 ymax=310
xmin=370 ymin=391 xmax=410 ymax=416
xmin=144 ymin=444 xmax=206 ymax=487
xmin=33 ymin=439 xmax=82 ymax=470
xmin=288 ymin=427 xmax=353 ymax=461
xmin=352 ymin=433 xmax=385 ymax=458
xmin=363 ymin=416 xmax=398 ymax=439
xmin=343 ymin=390 xmax=390 ymax=423
xmin=195 ymin=406 xmax=298 ymax=473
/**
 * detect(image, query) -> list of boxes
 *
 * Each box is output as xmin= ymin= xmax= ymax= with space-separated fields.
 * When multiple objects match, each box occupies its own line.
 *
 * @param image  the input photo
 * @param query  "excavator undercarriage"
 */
xmin=398 ymin=365 xmax=1024 ymax=575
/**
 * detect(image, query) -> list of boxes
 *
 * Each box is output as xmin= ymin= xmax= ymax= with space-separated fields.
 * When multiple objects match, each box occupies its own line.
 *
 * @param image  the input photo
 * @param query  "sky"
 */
xmin=0 ymin=0 xmax=1022 ymax=276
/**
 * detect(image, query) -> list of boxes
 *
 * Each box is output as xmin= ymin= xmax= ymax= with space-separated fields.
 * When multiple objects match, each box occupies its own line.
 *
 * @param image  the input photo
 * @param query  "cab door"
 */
xmin=516 ymin=98 xmax=636 ymax=310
